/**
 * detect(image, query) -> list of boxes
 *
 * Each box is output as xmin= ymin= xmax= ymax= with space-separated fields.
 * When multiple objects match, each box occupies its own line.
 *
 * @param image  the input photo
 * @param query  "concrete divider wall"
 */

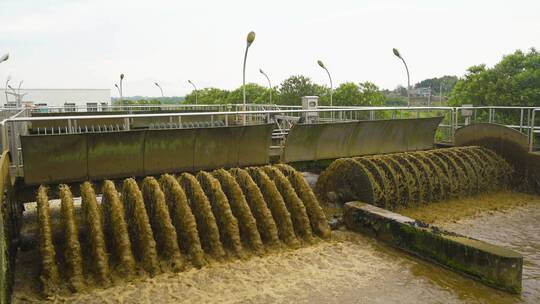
xmin=21 ymin=124 xmax=273 ymax=185
xmin=281 ymin=117 xmax=443 ymax=163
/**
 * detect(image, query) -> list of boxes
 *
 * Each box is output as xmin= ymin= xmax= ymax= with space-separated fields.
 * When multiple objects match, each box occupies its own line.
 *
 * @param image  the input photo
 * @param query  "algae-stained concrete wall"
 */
xmin=344 ymin=201 xmax=523 ymax=294
xmin=0 ymin=152 xmax=16 ymax=304
xmin=281 ymin=117 xmax=443 ymax=163
xmin=21 ymin=124 xmax=273 ymax=185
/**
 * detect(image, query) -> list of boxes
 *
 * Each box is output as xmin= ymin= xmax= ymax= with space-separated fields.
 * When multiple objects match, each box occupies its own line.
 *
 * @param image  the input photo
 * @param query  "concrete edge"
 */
xmin=344 ymin=201 xmax=523 ymax=294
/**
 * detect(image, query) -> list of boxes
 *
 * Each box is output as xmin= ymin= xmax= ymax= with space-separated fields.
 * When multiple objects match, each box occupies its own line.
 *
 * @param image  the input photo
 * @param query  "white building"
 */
xmin=0 ymin=88 xmax=111 ymax=110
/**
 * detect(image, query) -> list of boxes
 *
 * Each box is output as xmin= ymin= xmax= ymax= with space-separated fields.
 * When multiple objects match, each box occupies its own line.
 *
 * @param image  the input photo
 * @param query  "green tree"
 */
xmin=449 ymin=48 xmax=540 ymax=106
xmin=277 ymin=75 xmax=326 ymax=105
xmin=184 ymin=87 xmax=229 ymax=104
xmin=226 ymin=83 xmax=272 ymax=104
xmin=333 ymin=82 xmax=385 ymax=106
xmin=414 ymin=75 xmax=458 ymax=96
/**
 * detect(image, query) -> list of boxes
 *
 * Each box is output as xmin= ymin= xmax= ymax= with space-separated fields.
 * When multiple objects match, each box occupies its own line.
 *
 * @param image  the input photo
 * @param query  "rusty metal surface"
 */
xmin=281 ymin=117 xmax=443 ymax=163
xmin=21 ymin=134 xmax=88 ymax=184
xmin=21 ymin=124 xmax=273 ymax=185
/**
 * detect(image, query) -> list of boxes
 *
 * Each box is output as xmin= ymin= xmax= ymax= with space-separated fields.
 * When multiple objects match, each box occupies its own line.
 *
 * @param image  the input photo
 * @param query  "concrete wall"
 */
xmin=281 ymin=117 xmax=443 ymax=163
xmin=21 ymin=124 xmax=273 ymax=185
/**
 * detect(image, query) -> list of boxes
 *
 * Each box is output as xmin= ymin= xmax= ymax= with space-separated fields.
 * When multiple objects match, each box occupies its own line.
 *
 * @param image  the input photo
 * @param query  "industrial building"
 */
xmin=0 ymin=88 xmax=110 ymax=110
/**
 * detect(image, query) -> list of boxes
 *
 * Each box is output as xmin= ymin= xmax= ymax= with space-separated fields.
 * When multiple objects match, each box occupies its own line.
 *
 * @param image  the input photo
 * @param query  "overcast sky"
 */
xmin=1 ymin=0 xmax=539 ymax=97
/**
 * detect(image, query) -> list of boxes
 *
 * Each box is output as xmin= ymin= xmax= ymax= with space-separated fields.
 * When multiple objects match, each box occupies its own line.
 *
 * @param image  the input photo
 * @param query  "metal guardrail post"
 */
xmin=530 ymin=109 xmax=536 ymax=152
xmin=520 ymin=109 xmax=524 ymax=133
xmin=450 ymin=108 xmax=456 ymax=143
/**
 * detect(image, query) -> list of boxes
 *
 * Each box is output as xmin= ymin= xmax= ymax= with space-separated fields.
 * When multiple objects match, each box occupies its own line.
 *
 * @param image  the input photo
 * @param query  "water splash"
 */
xmin=179 ymin=173 xmax=225 ymax=258
xmin=101 ymin=180 xmax=136 ymax=278
xmin=121 ymin=178 xmax=159 ymax=276
xmin=159 ymin=174 xmax=206 ymax=268
xmin=275 ymin=164 xmax=331 ymax=239
xmin=212 ymin=169 xmax=264 ymax=253
xmin=59 ymin=184 xmax=85 ymax=292
xmin=247 ymin=167 xmax=299 ymax=247
xmin=230 ymin=168 xmax=280 ymax=247
xmin=262 ymin=166 xmax=314 ymax=243
xmin=197 ymin=171 xmax=243 ymax=256
xmin=141 ymin=177 xmax=185 ymax=272
xmin=80 ymin=181 xmax=111 ymax=286
xmin=36 ymin=186 xmax=60 ymax=295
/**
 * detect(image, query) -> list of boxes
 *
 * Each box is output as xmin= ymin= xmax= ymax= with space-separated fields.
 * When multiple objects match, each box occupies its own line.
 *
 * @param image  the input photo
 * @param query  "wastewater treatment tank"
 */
xmin=1 ymin=109 xmax=540 ymax=303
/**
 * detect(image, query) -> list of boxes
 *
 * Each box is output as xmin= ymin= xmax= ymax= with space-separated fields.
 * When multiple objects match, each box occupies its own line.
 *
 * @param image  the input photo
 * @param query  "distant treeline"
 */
xmin=114 ymin=48 xmax=539 ymax=108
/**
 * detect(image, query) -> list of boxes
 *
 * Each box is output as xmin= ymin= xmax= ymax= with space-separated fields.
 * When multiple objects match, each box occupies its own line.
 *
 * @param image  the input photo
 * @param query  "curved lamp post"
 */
xmin=1 ymin=54 xmax=9 ymax=105
xmin=259 ymin=68 xmax=272 ymax=104
xmin=242 ymin=31 xmax=256 ymax=123
xmin=154 ymin=82 xmax=164 ymax=97
xmin=4 ymin=75 xmax=10 ymax=105
xmin=317 ymin=60 xmax=333 ymax=108
xmin=114 ymin=84 xmax=121 ymax=99
xmin=0 ymin=53 xmax=8 ymax=64
xmin=393 ymin=48 xmax=410 ymax=106
xmin=188 ymin=80 xmax=198 ymax=104
xmin=119 ymin=73 xmax=125 ymax=102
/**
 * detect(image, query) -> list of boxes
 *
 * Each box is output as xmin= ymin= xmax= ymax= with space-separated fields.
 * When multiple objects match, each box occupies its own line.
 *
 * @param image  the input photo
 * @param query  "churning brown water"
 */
xmin=15 ymin=165 xmax=330 ymax=299
xmin=317 ymin=146 xmax=513 ymax=209
xmin=13 ymin=191 xmax=540 ymax=303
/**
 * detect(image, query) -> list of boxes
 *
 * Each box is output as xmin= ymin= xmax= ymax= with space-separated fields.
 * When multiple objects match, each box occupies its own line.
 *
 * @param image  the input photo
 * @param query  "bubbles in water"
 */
xmin=35 ymin=165 xmax=328 ymax=295
xmin=317 ymin=146 xmax=514 ymax=209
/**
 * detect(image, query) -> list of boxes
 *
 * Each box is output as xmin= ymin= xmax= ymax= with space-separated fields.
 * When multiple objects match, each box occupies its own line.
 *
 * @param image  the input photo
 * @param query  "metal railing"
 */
xmin=0 ymin=105 xmax=538 ymax=178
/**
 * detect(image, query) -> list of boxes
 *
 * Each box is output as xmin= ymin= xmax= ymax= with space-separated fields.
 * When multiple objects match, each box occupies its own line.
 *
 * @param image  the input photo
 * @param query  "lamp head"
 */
xmin=188 ymin=80 xmax=193 ymax=84
xmin=154 ymin=82 xmax=159 ymax=87
xmin=317 ymin=60 xmax=325 ymax=69
xmin=115 ymin=84 xmax=119 ymax=89
xmin=392 ymin=48 xmax=402 ymax=59
xmin=259 ymin=68 xmax=265 ymax=74
xmin=0 ymin=53 xmax=9 ymax=63
xmin=246 ymin=31 xmax=256 ymax=47
xmin=120 ymin=73 xmax=125 ymax=80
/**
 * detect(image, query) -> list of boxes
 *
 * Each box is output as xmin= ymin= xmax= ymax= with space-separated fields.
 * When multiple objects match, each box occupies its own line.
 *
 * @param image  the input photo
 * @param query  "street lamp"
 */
xmin=154 ymin=82 xmax=164 ymax=97
xmin=317 ymin=60 xmax=333 ymax=108
xmin=393 ymin=48 xmax=411 ymax=106
xmin=4 ymin=75 xmax=10 ymax=105
xmin=0 ymin=53 xmax=8 ymax=64
xmin=242 ymin=31 xmax=256 ymax=123
xmin=259 ymin=68 xmax=272 ymax=104
xmin=119 ymin=73 xmax=125 ymax=102
xmin=114 ymin=84 xmax=121 ymax=98
xmin=188 ymin=80 xmax=198 ymax=104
